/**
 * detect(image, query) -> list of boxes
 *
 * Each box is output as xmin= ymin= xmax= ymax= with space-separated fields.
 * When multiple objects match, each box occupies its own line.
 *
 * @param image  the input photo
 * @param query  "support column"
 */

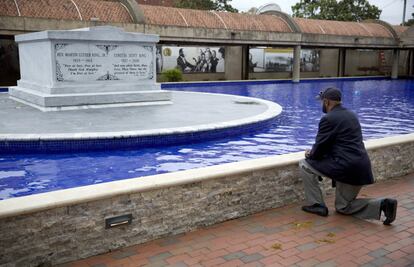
xmin=391 ymin=49 xmax=399 ymax=79
xmin=409 ymin=49 xmax=414 ymax=76
xmin=242 ymin=45 xmax=249 ymax=80
xmin=292 ymin=45 xmax=301 ymax=83
xmin=225 ymin=46 xmax=243 ymax=81
xmin=338 ymin=48 xmax=346 ymax=77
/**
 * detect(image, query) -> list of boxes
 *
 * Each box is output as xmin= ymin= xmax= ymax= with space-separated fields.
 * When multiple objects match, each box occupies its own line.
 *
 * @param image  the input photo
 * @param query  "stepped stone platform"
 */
xmin=9 ymin=26 xmax=172 ymax=111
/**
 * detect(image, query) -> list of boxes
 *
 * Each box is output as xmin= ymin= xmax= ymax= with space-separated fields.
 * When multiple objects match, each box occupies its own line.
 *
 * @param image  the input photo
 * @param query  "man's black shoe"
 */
xmin=381 ymin=198 xmax=397 ymax=225
xmin=301 ymin=203 xmax=329 ymax=217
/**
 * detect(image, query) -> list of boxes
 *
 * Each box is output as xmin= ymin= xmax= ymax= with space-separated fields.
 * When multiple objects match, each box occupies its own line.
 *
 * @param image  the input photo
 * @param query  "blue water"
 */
xmin=1 ymin=78 xmax=414 ymax=199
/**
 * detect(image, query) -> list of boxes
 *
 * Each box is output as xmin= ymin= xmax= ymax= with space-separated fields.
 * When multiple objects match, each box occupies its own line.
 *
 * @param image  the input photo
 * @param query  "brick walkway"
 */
xmin=62 ymin=173 xmax=414 ymax=267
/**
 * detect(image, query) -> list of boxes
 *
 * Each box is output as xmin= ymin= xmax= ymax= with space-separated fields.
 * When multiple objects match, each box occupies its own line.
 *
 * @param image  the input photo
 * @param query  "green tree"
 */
xmin=404 ymin=13 xmax=414 ymax=26
xmin=292 ymin=0 xmax=381 ymax=22
xmin=174 ymin=0 xmax=238 ymax=12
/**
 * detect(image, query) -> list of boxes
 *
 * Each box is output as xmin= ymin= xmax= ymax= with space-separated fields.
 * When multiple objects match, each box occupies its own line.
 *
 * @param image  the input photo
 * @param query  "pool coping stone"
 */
xmin=0 ymin=132 xmax=413 ymax=219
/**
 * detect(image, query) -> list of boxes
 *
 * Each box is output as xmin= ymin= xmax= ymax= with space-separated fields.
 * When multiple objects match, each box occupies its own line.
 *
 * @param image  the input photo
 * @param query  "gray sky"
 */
xmin=231 ymin=0 xmax=414 ymax=25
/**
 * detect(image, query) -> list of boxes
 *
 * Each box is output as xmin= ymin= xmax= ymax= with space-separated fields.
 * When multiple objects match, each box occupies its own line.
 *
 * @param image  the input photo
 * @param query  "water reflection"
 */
xmin=1 ymin=79 xmax=413 ymax=199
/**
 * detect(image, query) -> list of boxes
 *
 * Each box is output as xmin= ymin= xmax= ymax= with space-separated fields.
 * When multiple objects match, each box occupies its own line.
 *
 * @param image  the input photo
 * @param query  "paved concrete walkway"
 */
xmin=61 ymin=173 xmax=414 ymax=267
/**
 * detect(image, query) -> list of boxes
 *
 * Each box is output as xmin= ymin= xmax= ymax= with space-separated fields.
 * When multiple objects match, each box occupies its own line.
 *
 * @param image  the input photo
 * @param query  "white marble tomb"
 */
xmin=9 ymin=26 xmax=171 ymax=111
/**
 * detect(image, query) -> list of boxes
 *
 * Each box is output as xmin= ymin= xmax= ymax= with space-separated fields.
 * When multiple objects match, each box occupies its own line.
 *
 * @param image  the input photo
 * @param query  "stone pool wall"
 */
xmin=0 ymin=134 xmax=413 ymax=266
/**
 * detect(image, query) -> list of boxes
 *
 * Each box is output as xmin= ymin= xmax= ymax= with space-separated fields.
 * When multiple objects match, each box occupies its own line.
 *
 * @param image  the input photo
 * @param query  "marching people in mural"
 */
xmin=156 ymin=46 xmax=225 ymax=73
xmin=249 ymin=47 xmax=320 ymax=73
xmin=155 ymin=45 xmax=318 ymax=75
xmin=249 ymin=53 xmax=258 ymax=73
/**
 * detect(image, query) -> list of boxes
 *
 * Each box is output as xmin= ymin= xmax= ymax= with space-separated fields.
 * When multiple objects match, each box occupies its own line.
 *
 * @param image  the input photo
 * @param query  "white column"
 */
xmin=293 ymin=45 xmax=301 ymax=83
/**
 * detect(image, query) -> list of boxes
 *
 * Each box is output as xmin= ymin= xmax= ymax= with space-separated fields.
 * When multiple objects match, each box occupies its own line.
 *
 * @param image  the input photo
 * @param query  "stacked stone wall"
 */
xmin=0 ymin=135 xmax=413 ymax=266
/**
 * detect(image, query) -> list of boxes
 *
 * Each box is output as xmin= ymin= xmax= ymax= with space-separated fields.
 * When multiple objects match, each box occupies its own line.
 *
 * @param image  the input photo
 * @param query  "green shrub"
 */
xmin=161 ymin=68 xmax=183 ymax=82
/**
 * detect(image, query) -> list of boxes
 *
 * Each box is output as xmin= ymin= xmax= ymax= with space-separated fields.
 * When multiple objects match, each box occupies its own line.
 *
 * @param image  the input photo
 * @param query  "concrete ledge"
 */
xmin=0 ymin=150 xmax=302 ymax=219
xmin=365 ymin=133 xmax=414 ymax=148
xmin=0 ymin=133 xmax=413 ymax=266
xmin=1 ymin=133 xmax=413 ymax=219
xmin=9 ymin=87 xmax=172 ymax=110
xmin=9 ymin=96 xmax=173 ymax=112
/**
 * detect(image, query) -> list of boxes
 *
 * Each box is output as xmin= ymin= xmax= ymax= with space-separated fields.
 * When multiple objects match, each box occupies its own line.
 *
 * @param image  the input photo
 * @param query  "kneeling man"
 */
xmin=299 ymin=87 xmax=397 ymax=225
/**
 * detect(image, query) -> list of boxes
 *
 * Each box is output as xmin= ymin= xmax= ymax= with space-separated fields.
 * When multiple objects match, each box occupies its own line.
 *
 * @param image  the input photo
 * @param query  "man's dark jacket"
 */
xmin=306 ymin=105 xmax=374 ymax=186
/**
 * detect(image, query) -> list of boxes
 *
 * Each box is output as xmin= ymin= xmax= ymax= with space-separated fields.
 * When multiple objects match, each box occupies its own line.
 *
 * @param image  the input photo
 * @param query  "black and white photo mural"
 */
xmin=301 ymin=49 xmax=320 ymax=72
xmin=249 ymin=47 xmax=320 ymax=73
xmin=156 ymin=45 xmax=225 ymax=73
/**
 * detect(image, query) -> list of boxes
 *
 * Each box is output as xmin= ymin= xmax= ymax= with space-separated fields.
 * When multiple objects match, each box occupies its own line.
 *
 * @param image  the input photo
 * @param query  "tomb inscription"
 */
xmin=55 ymin=43 xmax=154 ymax=82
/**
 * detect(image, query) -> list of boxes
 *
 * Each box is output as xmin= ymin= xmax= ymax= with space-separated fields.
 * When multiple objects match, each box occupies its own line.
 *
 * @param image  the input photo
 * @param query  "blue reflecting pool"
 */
xmin=1 ymin=78 xmax=414 ymax=199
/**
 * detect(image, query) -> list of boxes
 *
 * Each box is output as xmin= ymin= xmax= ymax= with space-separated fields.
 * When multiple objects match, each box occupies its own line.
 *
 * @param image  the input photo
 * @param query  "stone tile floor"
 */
xmin=62 ymin=173 xmax=414 ymax=267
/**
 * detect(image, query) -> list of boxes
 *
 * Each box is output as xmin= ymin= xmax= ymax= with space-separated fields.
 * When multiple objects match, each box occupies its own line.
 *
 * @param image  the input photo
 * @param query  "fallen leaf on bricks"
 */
xmin=316 ymin=238 xmax=335 ymax=244
xmin=326 ymin=232 xmax=336 ymax=238
xmin=292 ymin=221 xmax=313 ymax=229
xmin=271 ymin=243 xmax=282 ymax=250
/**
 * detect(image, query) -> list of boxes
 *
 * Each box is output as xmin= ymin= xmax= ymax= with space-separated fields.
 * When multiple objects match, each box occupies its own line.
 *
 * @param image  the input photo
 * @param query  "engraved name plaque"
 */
xmin=55 ymin=43 xmax=154 ymax=82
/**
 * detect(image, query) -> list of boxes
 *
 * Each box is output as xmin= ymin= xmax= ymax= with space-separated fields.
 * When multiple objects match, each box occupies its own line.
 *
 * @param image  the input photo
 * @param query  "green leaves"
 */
xmin=161 ymin=68 xmax=183 ymax=82
xmin=174 ymin=0 xmax=238 ymax=12
xmin=292 ymin=0 xmax=381 ymax=22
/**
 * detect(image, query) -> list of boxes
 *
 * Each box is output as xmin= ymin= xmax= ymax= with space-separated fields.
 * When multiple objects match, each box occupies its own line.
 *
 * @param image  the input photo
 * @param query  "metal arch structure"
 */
xmin=266 ymin=10 xmax=302 ymax=34
xmin=256 ymin=3 xmax=282 ymax=14
xmin=118 ymin=0 xmax=146 ymax=24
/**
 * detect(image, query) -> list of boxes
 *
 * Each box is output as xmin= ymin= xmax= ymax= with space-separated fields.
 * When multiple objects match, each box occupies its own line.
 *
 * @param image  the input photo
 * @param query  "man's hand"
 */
xmin=305 ymin=149 xmax=311 ymax=158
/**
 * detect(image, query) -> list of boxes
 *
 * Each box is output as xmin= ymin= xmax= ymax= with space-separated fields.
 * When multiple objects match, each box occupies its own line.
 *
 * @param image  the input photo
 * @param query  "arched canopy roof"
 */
xmin=294 ymin=18 xmax=394 ymax=38
xmin=140 ymin=5 xmax=293 ymax=32
xmin=0 ymin=0 xmax=407 ymax=39
xmin=392 ymin=25 xmax=409 ymax=37
xmin=0 ymin=0 xmax=133 ymax=23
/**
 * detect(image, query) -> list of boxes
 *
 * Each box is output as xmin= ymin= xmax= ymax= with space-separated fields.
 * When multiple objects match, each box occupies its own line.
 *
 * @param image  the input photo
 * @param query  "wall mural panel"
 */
xmin=249 ymin=47 xmax=320 ymax=73
xmin=157 ymin=45 xmax=225 ymax=73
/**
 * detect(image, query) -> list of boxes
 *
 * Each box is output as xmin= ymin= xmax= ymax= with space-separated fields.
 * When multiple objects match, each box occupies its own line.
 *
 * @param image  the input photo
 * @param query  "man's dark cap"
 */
xmin=317 ymin=87 xmax=342 ymax=101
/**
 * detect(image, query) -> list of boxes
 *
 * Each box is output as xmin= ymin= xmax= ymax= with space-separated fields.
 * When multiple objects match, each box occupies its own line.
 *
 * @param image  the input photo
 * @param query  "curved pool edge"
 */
xmin=1 ymin=132 xmax=413 ymax=219
xmin=0 ymin=93 xmax=282 ymax=141
xmin=0 ymin=92 xmax=282 ymax=153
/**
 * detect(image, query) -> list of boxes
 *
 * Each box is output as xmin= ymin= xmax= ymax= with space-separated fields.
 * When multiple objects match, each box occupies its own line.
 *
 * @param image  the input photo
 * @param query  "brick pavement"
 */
xmin=61 ymin=173 xmax=414 ymax=267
